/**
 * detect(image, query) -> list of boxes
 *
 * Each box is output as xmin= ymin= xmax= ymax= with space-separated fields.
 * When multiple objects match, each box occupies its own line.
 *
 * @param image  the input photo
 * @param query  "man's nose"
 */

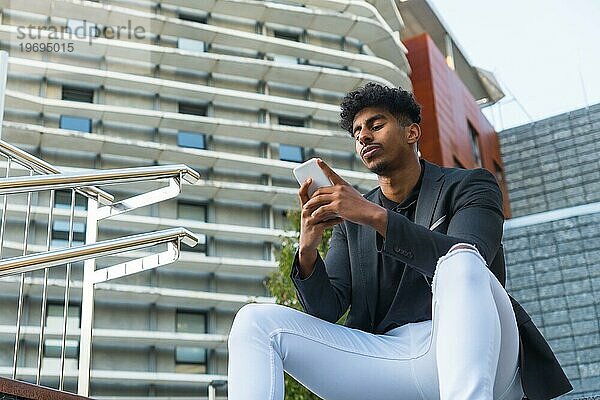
xmin=357 ymin=129 xmax=374 ymax=146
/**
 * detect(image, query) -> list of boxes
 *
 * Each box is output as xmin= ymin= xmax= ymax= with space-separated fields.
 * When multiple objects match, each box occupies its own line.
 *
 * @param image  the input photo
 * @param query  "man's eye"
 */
xmin=373 ymin=125 xmax=383 ymax=130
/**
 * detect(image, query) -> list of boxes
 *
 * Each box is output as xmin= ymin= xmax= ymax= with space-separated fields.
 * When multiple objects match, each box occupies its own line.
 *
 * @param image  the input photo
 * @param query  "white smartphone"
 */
xmin=293 ymin=158 xmax=332 ymax=197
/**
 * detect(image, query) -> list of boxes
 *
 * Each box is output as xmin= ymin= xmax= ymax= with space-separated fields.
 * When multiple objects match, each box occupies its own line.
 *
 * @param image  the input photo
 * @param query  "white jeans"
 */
xmin=228 ymin=245 xmax=523 ymax=400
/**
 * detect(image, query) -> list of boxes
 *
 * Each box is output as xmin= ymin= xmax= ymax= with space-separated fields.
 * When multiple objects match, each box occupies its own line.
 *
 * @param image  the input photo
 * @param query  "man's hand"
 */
xmin=297 ymin=171 xmax=343 ymax=277
xmin=297 ymin=160 xmax=388 ymax=277
xmin=303 ymin=160 xmax=388 ymax=233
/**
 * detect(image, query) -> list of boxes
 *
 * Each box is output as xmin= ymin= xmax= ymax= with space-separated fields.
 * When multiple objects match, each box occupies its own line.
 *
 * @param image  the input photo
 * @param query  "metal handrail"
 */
xmin=0 ymin=164 xmax=200 ymax=195
xmin=0 ymin=227 xmax=197 ymax=277
xmin=0 ymin=139 xmax=114 ymax=205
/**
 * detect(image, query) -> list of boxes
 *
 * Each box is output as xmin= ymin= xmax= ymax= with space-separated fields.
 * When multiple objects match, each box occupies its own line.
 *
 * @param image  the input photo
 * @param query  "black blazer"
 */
xmin=292 ymin=160 xmax=572 ymax=400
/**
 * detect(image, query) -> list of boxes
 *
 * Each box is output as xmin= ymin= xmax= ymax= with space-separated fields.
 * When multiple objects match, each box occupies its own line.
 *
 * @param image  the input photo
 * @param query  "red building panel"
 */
xmin=404 ymin=33 xmax=511 ymax=217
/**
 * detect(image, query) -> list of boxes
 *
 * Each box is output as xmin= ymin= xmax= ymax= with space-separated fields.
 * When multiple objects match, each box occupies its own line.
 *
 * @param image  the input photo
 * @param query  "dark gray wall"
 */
xmin=499 ymin=104 xmax=600 ymax=399
xmin=500 ymin=104 xmax=600 ymax=218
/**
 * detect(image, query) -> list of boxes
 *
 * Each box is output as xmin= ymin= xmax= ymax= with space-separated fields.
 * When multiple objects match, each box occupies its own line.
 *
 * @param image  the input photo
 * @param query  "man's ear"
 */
xmin=406 ymin=123 xmax=421 ymax=144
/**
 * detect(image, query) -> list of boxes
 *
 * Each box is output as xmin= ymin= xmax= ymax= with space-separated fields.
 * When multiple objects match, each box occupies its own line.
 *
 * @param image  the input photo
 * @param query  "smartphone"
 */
xmin=293 ymin=158 xmax=332 ymax=197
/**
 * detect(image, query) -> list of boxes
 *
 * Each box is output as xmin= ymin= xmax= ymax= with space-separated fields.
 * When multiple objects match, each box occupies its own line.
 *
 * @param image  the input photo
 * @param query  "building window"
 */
xmin=62 ymin=86 xmax=94 ymax=103
xmin=177 ymin=131 xmax=206 ymax=149
xmin=178 ymin=102 xmax=207 ymax=116
xmin=279 ymin=144 xmax=304 ymax=163
xmin=177 ymin=201 xmax=207 ymax=222
xmin=175 ymin=311 xmax=207 ymax=373
xmin=178 ymin=38 xmax=206 ymax=52
xmin=52 ymin=220 xmax=86 ymax=247
xmin=54 ymin=190 xmax=87 ymax=211
xmin=44 ymin=303 xmax=80 ymax=359
xmin=59 ymin=116 xmax=92 ymax=133
xmin=178 ymin=12 xmax=207 ymax=24
xmin=274 ymin=30 xmax=300 ymax=42
xmin=66 ymin=19 xmax=98 ymax=38
xmin=271 ymin=30 xmax=300 ymax=64
xmin=277 ymin=116 xmax=305 ymax=127
xmin=60 ymin=86 xmax=93 ymax=133
xmin=177 ymin=202 xmax=207 ymax=254
xmin=278 ymin=116 xmax=305 ymax=162
xmin=468 ymin=123 xmax=481 ymax=167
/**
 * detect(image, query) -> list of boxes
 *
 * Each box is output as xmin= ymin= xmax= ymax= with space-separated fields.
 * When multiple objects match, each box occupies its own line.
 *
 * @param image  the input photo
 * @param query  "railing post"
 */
xmin=208 ymin=380 xmax=227 ymax=400
xmin=77 ymin=198 xmax=99 ymax=396
xmin=0 ymin=50 xmax=8 ymax=139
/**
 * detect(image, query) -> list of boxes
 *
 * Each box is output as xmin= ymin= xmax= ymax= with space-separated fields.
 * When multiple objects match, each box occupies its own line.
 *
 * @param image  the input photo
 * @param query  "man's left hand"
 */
xmin=303 ymin=159 xmax=388 ymax=235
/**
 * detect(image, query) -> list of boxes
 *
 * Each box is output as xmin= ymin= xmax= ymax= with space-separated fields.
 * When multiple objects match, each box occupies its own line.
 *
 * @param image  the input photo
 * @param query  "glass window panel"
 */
xmin=272 ymin=30 xmax=300 ymax=64
xmin=62 ymin=86 xmax=94 ymax=103
xmin=178 ymin=12 xmax=207 ymax=23
xmin=66 ymin=19 xmax=98 ymax=38
xmin=178 ymin=38 xmax=206 ymax=52
xmin=469 ymin=123 xmax=481 ymax=167
xmin=54 ymin=190 xmax=87 ymax=210
xmin=52 ymin=220 xmax=86 ymax=245
xmin=176 ymin=311 xmax=206 ymax=333
xmin=59 ymin=116 xmax=91 ymax=133
xmin=278 ymin=116 xmax=305 ymax=127
xmin=45 ymin=303 xmax=81 ymax=331
xmin=176 ymin=201 xmax=208 ymax=253
xmin=44 ymin=339 xmax=79 ymax=358
xmin=176 ymin=311 xmax=207 ymax=366
xmin=271 ymin=54 xmax=299 ymax=65
xmin=279 ymin=144 xmax=304 ymax=162
xmin=178 ymin=102 xmax=207 ymax=116
xmin=175 ymin=347 xmax=206 ymax=364
xmin=177 ymin=202 xmax=207 ymax=221
xmin=274 ymin=30 xmax=299 ymax=42
xmin=177 ymin=131 xmax=206 ymax=149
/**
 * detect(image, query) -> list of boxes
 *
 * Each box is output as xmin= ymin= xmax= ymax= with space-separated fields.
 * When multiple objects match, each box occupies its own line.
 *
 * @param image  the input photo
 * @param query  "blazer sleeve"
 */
xmin=290 ymin=223 xmax=352 ymax=323
xmin=377 ymin=168 xmax=504 ymax=277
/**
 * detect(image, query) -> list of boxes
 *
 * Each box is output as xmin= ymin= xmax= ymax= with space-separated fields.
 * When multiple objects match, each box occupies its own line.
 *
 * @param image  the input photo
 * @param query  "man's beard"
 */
xmin=367 ymin=161 xmax=391 ymax=175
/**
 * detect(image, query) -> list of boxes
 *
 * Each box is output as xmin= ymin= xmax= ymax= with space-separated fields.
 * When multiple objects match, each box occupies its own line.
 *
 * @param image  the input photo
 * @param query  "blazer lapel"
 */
xmin=415 ymin=160 xmax=445 ymax=228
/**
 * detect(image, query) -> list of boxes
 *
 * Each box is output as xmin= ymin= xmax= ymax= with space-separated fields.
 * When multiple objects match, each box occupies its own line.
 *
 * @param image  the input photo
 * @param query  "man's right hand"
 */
xmin=298 ymin=178 xmax=342 ymax=278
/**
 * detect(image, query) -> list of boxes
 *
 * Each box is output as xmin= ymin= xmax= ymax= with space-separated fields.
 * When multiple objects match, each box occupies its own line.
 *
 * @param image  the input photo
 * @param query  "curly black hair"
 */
xmin=339 ymin=82 xmax=421 ymax=134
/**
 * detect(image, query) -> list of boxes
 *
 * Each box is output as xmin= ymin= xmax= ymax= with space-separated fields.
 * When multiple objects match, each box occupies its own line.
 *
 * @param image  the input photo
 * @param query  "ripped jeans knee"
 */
xmin=432 ymin=243 xmax=489 ymax=296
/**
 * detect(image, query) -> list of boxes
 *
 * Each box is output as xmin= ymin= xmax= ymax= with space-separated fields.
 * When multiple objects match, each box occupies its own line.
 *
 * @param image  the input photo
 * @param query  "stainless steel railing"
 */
xmin=0 ymin=138 xmax=115 ymax=385
xmin=0 ymin=140 xmax=113 ymax=205
xmin=0 ymin=139 xmax=200 ymax=395
xmin=0 ymin=49 xmax=224 ymax=398
xmin=0 ymin=228 xmax=197 ymax=277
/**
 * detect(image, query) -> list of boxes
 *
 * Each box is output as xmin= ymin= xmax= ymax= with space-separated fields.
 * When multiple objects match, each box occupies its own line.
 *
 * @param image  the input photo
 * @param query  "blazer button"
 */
xmin=394 ymin=244 xmax=401 ymax=253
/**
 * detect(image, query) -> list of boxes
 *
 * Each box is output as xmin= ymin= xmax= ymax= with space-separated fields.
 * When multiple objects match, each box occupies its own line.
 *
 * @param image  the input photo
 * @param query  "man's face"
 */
xmin=351 ymin=106 xmax=419 ymax=175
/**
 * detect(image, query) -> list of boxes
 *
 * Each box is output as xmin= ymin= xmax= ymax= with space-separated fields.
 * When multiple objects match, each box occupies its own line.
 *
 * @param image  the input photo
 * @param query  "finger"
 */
xmin=304 ymin=193 xmax=334 ymax=212
xmin=311 ymin=186 xmax=336 ymax=198
xmin=311 ymin=204 xmax=339 ymax=223
xmin=315 ymin=216 xmax=343 ymax=229
xmin=317 ymin=158 xmax=347 ymax=185
xmin=298 ymin=178 xmax=312 ymax=205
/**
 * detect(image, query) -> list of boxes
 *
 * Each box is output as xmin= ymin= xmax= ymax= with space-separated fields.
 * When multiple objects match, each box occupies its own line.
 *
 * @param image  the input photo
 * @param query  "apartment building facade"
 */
xmin=0 ymin=0 xmax=411 ymax=397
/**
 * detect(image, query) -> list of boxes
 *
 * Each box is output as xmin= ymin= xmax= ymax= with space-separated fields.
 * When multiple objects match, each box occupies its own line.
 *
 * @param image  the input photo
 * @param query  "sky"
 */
xmin=426 ymin=0 xmax=600 ymax=131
